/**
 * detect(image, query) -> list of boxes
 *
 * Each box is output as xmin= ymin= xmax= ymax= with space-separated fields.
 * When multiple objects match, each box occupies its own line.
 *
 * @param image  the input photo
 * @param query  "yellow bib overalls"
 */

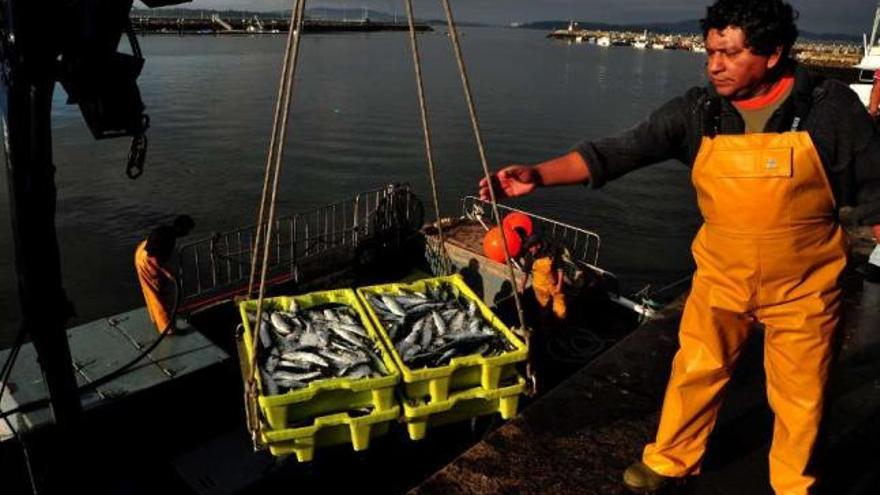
xmin=532 ymin=256 xmax=567 ymax=319
xmin=642 ymin=131 xmax=847 ymax=494
xmin=135 ymin=239 xmax=172 ymax=333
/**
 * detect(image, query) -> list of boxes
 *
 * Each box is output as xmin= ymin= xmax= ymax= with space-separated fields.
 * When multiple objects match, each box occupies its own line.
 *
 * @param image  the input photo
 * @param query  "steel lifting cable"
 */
xmin=247 ymin=2 xmax=300 ymax=298
xmin=403 ymin=0 xmax=451 ymax=275
xmin=438 ymin=0 xmax=528 ymax=337
xmin=244 ymin=0 xmax=308 ymax=446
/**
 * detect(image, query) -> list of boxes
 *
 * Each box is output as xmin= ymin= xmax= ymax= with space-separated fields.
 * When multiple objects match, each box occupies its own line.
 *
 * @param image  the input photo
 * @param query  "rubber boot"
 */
xmin=623 ymin=461 xmax=673 ymax=494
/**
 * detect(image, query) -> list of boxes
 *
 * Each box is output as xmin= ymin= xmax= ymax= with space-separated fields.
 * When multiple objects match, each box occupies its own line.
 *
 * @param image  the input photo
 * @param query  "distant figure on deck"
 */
xmin=518 ymin=233 xmax=567 ymax=323
xmin=135 ymin=215 xmax=195 ymax=333
xmin=869 ymin=68 xmax=880 ymax=119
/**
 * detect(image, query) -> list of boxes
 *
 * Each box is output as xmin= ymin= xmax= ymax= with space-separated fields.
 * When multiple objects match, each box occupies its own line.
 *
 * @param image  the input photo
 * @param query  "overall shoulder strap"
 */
xmin=700 ymin=95 xmax=722 ymax=138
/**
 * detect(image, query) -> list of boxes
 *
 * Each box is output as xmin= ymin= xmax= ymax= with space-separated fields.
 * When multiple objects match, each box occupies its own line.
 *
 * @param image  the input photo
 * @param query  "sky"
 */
xmin=149 ymin=0 xmax=879 ymax=36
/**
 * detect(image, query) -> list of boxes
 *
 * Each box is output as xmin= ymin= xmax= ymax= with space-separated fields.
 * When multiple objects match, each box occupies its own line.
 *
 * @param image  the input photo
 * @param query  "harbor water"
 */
xmin=0 ymin=27 xmax=707 ymax=347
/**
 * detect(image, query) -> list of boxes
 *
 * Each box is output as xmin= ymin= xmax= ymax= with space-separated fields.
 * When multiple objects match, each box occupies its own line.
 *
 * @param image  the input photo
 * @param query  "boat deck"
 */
xmin=1 ymin=308 xmax=229 ymax=442
xmin=412 ymin=247 xmax=880 ymax=494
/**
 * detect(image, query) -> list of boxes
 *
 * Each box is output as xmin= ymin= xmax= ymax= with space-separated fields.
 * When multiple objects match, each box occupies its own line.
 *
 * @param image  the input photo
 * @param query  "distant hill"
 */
xmin=519 ymin=19 xmax=701 ymax=34
xmin=519 ymin=19 xmax=860 ymax=43
xmin=304 ymin=7 xmax=397 ymax=22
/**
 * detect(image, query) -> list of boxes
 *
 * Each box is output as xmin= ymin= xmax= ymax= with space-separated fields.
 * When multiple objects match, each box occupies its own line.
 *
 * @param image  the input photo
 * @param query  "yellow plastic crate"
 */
xmin=356 ymin=274 xmax=528 ymax=404
xmin=239 ymin=289 xmax=400 ymax=430
xmin=401 ymin=375 xmax=525 ymax=441
xmin=260 ymin=406 xmax=400 ymax=461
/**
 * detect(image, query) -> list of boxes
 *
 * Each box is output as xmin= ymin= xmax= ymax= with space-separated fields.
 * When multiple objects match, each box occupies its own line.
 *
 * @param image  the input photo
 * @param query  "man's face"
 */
xmin=705 ymin=26 xmax=782 ymax=99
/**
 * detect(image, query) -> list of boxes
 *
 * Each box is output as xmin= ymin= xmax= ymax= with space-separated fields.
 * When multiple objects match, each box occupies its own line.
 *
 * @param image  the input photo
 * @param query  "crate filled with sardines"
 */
xmin=356 ymin=274 xmax=528 ymax=439
xmin=238 ymin=289 xmax=400 ymax=460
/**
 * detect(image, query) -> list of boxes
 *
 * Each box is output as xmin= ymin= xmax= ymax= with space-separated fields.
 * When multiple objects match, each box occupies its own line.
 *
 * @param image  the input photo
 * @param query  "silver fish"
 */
xmin=261 ymin=369 xmax=280 ymax=396
xmin=275 ymin=379 xmax=307 ymax=390
xmin=342 ymin=363 xmax=373 ymax=379
xmin=420 ymin=316 xmax=435 ymax=348
xmin=431 ymin=311 xmax=447 ymax=336
xmin=274 ymin=370 xmax=323 ymax=382
xmin=330 ymin=325 xmax=371 ymax=350
xmin=322 ymin=309 xmax=339 ymax=322
xmin=265 ymin=353 xmax=280 ymax=373
xmin=271 ymin=312 xmax=293 ymax=335
xmin=258 ymin=321 xmax=273 ymax=349
xmin=281 ymin=351 xmax=330 ymax=368
xmin=381 ymin=295 xmax=407 ymax=317
xmin=332 ymin=322 xmax=369 ymax=338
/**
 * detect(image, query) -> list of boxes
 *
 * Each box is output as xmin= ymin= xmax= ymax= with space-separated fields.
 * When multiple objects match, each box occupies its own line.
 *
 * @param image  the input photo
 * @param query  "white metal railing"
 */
xmin=460 ymin=196 xmax=601 ymax=266
xmin=176 ymin=184 xmax=421 ymax=309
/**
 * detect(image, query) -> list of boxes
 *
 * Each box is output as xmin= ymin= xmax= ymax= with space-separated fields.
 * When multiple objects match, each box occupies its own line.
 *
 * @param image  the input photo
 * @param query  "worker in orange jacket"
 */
xmin=518 ymin=234 xmax=567 ymax=322
xmin=135 ymin=215 xmax=195 ymax=333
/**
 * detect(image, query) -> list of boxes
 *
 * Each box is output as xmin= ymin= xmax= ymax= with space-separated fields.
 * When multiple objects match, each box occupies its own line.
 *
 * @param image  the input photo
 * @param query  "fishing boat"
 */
xmin=850 ymin=1 xmax=880 ymax=106
xmin=632 ymin=29 xmax=648 ymax=49
xmin=597 ymin=36 xmax=611 ymax=47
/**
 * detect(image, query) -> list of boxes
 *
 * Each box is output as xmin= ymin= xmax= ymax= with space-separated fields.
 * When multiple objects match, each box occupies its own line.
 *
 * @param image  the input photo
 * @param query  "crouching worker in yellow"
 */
xmin=519 ymin=235 xmax=567 ymax=321
xmin=479 ymin=0 xmax=880 ymax=492
xmin=135 ymin=215 xmax=195 ymax=333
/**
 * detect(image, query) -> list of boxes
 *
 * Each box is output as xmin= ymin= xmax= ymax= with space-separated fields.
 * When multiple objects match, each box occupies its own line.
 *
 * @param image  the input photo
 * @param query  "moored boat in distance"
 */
xmin=850 ymin=1 xmax=880 ymax=107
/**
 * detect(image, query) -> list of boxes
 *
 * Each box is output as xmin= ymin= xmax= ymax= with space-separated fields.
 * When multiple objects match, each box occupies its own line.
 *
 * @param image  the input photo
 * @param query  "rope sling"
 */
xmin=244 ymin=0 xmax=532 ymax=448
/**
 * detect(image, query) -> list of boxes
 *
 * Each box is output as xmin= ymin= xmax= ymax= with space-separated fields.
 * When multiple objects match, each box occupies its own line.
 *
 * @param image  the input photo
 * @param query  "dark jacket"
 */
xmin=575 ymin=65 xmax=880 ymax=226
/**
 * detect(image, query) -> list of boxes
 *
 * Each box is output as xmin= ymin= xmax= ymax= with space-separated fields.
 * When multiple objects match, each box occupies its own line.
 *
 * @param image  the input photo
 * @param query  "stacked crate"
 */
xmin=238 ymin=289 xmax=400 ymax=461
xmin=356 ymin=274 xmax=528 ymax=440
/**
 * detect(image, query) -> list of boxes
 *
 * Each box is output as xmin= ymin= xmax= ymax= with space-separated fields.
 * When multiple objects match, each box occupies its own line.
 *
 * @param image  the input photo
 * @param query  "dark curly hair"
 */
xmin=701 ymin=0 xmax=799 ymax=59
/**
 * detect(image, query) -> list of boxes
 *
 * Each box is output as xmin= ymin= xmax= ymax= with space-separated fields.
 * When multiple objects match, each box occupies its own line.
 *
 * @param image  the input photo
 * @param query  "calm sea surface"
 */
xmin=0 ymin=28 xmax=707 ymax=346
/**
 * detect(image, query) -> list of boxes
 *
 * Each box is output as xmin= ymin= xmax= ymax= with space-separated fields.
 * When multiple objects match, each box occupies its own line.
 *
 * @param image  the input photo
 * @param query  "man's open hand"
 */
xmin=479 ymin=165 xmax=541 ymax=201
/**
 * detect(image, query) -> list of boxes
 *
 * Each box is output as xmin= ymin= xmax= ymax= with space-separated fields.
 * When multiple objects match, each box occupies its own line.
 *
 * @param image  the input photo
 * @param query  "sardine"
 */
xmin=323 ymin=309 xmax=339 ymax=322
xmin=261 ymin=369 xmax=280 ymax=396
xmin=275 ymin=378 xmax=307 ymax=390
xmin=281 ymin=351 xmax=330 ymax=368
xmin=264 ymin=353 xmax=280 ymax=373
xmin=381 ymin=295 xmax=407 ymax=317
xmin=342 ymin=363 xmax=373 ymax=379
xmin=271 ymin=312 xmax=293 ymax=335
xmin=274 ymin=370 xmax=323 ymax=382
xmin=259 ymin=321 xmax=273 ymax=349
xmin=332 ymin=322 xmax=369 ymax=338
xmin=431 ymin=311 xmax=447 ymax=336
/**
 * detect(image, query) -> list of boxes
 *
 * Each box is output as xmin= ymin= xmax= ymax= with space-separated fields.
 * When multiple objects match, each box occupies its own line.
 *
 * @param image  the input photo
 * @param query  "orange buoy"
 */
xmin=483 ymin=226 xmax=522 ymax=263
xmin=502 ymin=212 xmax=533 ymax=239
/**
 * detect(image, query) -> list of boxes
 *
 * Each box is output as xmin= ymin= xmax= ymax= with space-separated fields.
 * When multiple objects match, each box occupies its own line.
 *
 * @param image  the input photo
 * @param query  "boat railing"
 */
xmin=175 ymin=184 xmax=418 ymax=312
xmin=459 ymin=196 xmax=601 ymax=267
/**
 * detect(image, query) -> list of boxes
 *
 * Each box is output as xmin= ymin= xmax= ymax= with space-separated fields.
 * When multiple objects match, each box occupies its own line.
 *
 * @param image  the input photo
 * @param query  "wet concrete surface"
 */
xmin=414 ymin=246 xmax=880 ymax=495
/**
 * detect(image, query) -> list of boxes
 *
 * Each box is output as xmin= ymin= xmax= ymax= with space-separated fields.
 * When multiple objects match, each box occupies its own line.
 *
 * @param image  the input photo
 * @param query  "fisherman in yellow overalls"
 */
xmin=134 ymin=215 xmax=195 ymax=333
xmin=478 ymin=1 xmax=880 ymax=493
xmin=519 ymin=235 xmax=567 ymax=321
